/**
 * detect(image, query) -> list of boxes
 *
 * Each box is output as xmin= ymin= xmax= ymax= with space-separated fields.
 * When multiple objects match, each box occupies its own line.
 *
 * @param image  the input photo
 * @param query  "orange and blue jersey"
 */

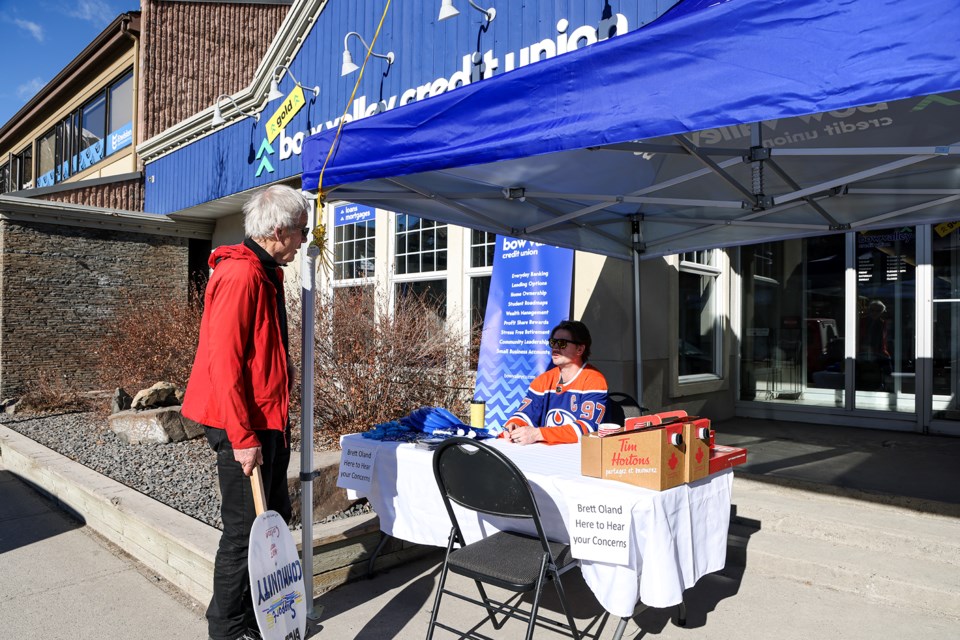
xmin=504 ymin=364 xmax=608 ymax=444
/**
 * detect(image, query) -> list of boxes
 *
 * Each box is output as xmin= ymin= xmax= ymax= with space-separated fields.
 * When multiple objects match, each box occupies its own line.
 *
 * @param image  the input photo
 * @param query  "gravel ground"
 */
xmin=0 ymin=410 xmax=368 ymax=530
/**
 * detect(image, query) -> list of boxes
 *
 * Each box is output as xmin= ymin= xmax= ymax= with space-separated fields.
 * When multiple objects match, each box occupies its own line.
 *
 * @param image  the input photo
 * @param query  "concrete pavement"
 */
xmin=2 ymin=417 xmax=959 ymax=639
xmin=0 ymin=466 xmax=207 ymax=640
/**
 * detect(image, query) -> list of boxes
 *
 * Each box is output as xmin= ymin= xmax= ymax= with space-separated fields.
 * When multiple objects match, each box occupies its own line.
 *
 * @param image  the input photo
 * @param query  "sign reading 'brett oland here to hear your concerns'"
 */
xmin=565 ymin=496 xmax=633 ymax=565
xmin=336 ymin=443 xmax=379 ymax=493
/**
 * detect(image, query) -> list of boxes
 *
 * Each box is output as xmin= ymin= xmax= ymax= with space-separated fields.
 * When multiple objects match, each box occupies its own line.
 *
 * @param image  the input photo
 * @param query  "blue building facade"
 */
xmin=143 ymin=0 xmax=678 ymax=214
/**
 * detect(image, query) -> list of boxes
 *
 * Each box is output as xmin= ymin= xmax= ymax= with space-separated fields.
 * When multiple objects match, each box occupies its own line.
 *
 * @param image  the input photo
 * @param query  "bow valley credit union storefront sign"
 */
xmin=144 ymin=2 xmax=655 ymax=215
xmin=264 ymin=12 xmax=632 ymax=170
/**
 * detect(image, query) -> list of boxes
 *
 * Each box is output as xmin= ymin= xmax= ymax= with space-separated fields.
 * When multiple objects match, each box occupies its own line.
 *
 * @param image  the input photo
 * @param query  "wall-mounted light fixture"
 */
xmin=438 ymin=0 xmax=496 ymax=24
xmin=211 ymin=94 xmax=260 ymax=127
xmin=341 ymin=31 xmax=395 ymax=77
xmin=267 ymin=65 xmax=320 ymax=102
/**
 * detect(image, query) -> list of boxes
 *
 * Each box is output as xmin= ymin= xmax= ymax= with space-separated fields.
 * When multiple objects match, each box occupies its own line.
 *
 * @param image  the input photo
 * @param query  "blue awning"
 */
xmin=301 ymin=0 xmax=960 ymax=259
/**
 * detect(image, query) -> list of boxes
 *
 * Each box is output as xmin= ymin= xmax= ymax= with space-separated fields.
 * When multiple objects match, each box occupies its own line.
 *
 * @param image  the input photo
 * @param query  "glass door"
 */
xmin=853 ymin=229 xmax=916 ymax=413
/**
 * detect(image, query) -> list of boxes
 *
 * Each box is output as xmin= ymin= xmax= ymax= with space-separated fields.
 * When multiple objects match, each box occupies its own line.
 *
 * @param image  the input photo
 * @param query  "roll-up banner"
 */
xmin=475 ymin=237 xmax=574 ymax=431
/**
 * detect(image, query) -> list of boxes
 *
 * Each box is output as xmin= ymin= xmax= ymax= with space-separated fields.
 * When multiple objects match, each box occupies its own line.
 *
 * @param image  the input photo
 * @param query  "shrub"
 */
xmin=290 ymin=286 xmax=474 ymax=447
xmin=95 ymin=284 xmax=204 ymax=392
xmin=16 ymin=371 xmax=96 ymax=413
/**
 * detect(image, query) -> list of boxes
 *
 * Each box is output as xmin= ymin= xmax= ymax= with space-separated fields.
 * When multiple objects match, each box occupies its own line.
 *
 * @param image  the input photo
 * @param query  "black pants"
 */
xmin=205 ymin=426 xmax=292 ymax=640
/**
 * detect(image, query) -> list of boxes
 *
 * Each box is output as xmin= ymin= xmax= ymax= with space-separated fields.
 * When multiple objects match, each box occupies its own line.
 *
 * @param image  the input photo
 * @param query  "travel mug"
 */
xmin=470 ymin=400 xmax=486 ymax=429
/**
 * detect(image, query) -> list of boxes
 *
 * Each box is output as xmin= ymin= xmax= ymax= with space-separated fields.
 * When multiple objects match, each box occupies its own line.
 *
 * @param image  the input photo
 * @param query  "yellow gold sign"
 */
xmin=266 ymin=86 xmax=306 ymax=143
xmin=935 ymin=221 xmax=960 ymax=237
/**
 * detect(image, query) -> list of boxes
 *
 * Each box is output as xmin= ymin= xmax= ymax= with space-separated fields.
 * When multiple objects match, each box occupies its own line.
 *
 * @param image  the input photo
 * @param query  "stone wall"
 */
xmin=0 ymin=219 xmax=188 ymax=398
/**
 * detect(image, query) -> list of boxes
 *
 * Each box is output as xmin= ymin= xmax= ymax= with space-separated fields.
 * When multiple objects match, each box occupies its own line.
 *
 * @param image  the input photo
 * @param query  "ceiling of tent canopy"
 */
xmin=301 ymin=0 xmax=960 ymax=260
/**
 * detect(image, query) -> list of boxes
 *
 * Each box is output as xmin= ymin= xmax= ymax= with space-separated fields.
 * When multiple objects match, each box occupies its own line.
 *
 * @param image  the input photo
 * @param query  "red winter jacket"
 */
xmin=182 ymin=243 xmax=289 ymax=450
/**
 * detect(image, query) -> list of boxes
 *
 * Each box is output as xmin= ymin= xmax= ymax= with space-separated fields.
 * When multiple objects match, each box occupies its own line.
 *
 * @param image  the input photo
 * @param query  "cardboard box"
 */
xmin=582 ymin=423 xmax=686 ymax=490
xmin=708 ymin=445 xmax=748 ymax=474
xmin=680 ymin=417 xmax=711 ymax=482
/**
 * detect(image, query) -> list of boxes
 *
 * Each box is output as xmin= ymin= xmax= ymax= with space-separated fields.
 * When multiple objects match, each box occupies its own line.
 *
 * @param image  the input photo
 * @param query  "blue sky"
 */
xmin=0 ymin=0 xmax=141 ymax=126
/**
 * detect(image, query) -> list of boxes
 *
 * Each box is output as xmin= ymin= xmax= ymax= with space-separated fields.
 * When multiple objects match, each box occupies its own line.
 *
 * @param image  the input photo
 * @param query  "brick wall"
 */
xmin=36 ymin=178 xmax=144 ymax=212
xmin=140 ymin=0 xmax=290 ymax=139
xmin=0 ymin=220 xmax=188 ymax=398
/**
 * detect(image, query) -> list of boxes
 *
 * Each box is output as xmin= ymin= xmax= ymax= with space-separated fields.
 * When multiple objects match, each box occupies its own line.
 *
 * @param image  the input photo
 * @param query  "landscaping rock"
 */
xmin=131 ymin=381 xmax=180 ymax=410
xmin=108 ymin=406 xmax=202 ymax=444
xmin=112 ymin=388 xmax=132 ymax=414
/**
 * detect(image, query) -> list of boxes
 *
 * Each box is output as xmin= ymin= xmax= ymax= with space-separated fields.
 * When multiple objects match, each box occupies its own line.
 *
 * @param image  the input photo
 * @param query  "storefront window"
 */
xmin=395 ymin=214 xmax=447 ymax=275
xmin=741 ymin=230 xmax=916 ymax=413
xmin=854 ymin=229 xmax=916 ymax=412
xmin=741 ymin=236 xmax=846 ymax=404
xmin=932 ymin=223 xmax=960 ymax=419
xmin=334 ymin=217 xmax=375 ymax=280
xmin=678 ymin=250 xmax=720 ymax=377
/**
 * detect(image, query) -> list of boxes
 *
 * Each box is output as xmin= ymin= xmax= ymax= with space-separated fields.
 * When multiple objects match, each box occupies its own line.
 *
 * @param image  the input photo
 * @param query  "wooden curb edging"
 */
xmin=0 ymin=424 xmax=430 ymax=605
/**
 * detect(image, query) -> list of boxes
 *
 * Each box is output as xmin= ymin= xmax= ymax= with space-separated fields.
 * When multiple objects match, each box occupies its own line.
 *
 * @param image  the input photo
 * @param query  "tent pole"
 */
xmin=632 ymin=216 xmax=643 ymax=406
xmin=300 ymin=194 xmax=321 ymax=620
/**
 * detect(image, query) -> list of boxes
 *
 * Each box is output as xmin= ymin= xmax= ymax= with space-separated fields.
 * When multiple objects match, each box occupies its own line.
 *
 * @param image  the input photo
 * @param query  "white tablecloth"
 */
xmin=341 ymin=434 xmax=733 ymax=618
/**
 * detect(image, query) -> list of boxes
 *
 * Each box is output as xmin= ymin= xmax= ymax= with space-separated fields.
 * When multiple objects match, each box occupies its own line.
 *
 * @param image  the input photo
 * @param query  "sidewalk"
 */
xmin=0 ymin=464 xmax=207 ymax=640
xmin=2 ymin=417 xmax=958 ymax=639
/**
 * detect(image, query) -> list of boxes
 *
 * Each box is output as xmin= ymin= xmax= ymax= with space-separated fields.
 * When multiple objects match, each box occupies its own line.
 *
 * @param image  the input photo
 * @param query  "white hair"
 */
xmin=243 ymin=185 xmax=309 ymax=239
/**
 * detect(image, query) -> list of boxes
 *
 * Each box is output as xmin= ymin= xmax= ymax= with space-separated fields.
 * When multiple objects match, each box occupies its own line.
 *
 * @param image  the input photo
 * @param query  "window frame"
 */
xmin=669 ymin=249 xmax=729 ymax=397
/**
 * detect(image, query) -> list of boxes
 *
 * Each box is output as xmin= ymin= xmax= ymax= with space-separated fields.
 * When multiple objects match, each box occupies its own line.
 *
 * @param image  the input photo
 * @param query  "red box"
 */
xmin=708 ymin=445 xmax=748 ymax=474
xmin=679 ymin=417 xmax=711 ymax=482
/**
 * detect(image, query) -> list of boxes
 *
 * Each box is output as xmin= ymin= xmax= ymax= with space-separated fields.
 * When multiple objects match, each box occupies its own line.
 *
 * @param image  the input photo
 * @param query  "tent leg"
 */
xmin=301 ymin=194 xmax=321 ymax=621
xmin=632 ymin=217 xmax=643 ymax=406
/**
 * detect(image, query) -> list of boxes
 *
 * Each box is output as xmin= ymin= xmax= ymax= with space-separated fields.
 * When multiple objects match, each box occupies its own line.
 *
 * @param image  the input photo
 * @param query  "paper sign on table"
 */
xmin=565 ymin=496 xmax=633 ymax=565
xmin=336 ymin=443 xmax=379 ymax=492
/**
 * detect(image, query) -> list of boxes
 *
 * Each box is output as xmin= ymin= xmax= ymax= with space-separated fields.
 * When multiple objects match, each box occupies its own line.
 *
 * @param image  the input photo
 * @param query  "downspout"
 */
xmin=119 ymin=14 xmax=142 ymax=173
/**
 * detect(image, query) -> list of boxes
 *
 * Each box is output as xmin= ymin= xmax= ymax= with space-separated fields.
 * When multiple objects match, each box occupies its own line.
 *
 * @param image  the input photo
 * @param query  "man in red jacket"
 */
xmin=182 ymin=184 xmax=309 ymax=640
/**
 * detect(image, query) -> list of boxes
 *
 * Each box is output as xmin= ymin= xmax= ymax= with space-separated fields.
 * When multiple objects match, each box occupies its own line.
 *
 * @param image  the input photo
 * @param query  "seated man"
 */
xmin=505 ymin=320 xmax=608 ymax=445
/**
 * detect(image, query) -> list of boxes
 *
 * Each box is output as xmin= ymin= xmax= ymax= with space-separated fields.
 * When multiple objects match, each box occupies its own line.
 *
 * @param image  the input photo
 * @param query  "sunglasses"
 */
xmin=549 ymin=338 xmax=581 ymax=350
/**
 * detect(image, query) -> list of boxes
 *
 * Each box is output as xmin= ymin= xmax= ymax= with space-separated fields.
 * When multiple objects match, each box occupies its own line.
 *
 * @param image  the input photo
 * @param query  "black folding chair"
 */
xmin=604 ymin=392 xmax=646 ymax=426
xmin=427 ymin=437 xmax=609 ymax=640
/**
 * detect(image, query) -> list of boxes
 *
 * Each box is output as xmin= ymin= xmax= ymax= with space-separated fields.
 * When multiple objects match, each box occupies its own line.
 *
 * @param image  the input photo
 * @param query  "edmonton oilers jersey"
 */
xmin=504 ymin=364 xmax=608 ymax=445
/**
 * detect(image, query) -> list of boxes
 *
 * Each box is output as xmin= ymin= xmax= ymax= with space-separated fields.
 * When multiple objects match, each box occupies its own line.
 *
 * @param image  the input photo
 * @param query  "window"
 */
xmin=36 ymin=128 xmax=57 ymax=188
xmin=471 ymin=229 xmax=496 ymax=268
xmin=678 ymin=250 xmax=721 ymax=377
xmin=20 ymin=69 xmax=134 ymax=189
xmin=0 ymin=162 xmax=8 ymax=194
xmin=395 ymin=214 xmax=447 ymax=274
xmin=107 ymin=71 xmax=134 ymax=156
xmin=12 ymin=146 xmax=33 ymax=190
xmin=79 ymin=93 xmax=106 ymax=171
xmin=469 ymin=230 xmax=495 ymax=364
xmin=334 ymin=215 xmax=376 ymax=280
xmin=58 ymin=113 xmax=78 ymax=182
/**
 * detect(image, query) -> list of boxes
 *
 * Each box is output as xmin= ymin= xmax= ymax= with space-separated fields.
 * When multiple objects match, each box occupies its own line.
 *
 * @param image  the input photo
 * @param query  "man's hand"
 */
xmin=234 ymin=446 xmax=263 ymax=476
xmin=508 ymin=425 xmax=544 ymax=445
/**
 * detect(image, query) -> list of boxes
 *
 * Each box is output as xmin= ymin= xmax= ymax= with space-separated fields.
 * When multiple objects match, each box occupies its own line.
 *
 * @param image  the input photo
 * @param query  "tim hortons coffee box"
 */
xmin=582 ymin=423 xmax=687 ymax=490
xmin=679 ymin=417 xmax=711 ymax=482
xmin=708 ymin=445 xmax=748 ymax=475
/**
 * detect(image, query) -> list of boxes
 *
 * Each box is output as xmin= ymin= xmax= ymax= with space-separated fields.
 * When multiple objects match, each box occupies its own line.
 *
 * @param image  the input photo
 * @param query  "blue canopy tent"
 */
xmin=299 ymin=0 xmax=960 ymax=396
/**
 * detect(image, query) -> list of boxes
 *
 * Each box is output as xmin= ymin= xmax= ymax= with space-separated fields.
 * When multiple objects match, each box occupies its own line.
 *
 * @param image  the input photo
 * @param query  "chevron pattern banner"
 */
xmin=475 ymin=237 xmax=574 ymax=431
